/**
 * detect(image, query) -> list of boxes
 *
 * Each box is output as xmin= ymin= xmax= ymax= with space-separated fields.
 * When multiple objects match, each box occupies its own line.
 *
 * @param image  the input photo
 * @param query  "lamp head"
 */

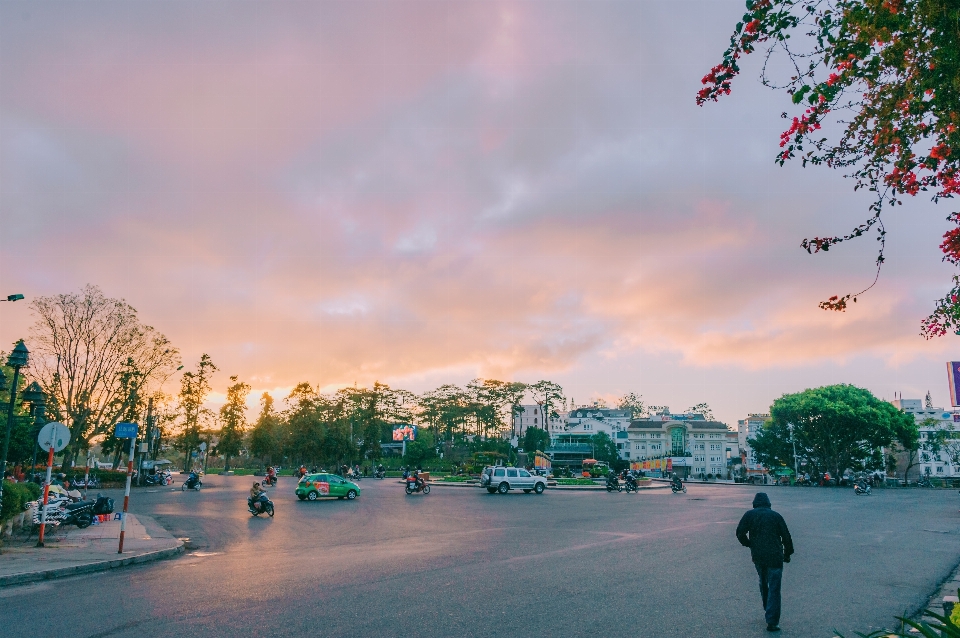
xmin=6 ymin=340 xmax=28 ymax=368
xmin=21 ymin=381 xmax=45 ymax=406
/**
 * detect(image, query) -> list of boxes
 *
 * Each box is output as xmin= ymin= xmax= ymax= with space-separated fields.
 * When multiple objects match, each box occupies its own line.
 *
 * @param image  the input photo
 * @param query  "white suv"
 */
xmin=480 ymin=466 xmax=547 ymax=495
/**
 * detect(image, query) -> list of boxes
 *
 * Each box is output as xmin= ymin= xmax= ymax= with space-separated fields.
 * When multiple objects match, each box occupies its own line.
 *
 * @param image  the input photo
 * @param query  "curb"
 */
xmin=0 ymin=540 xmax=184 ymax=588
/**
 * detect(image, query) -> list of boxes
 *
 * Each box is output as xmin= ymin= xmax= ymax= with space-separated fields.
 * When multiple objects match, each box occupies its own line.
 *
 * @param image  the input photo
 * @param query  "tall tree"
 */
xmin=29 ymin=285 xmax=180 ymax=468
xmin=216 ymin=376 xmax=250 ymax=472
xmin=248 ymin=392 xmax=281 ymax=464
xmin=590 ymin=432 xmax=620 ymax=465
xmin=686 ymin=402 xmax=715 ymax=420
xmin=618 ymin=392 xmax=646 ymax=419
xmin=751 ymin=384 xmax=918 ymax=478
xmin=699 ymin=0 xmax=960 ymax=335
xmin=521 ymin=426 xmax=550 ymax=454
xmin=528 ymin=380 xmax=566 ymax=437
xmin=174 ymin=354 xmax=217 ymax=473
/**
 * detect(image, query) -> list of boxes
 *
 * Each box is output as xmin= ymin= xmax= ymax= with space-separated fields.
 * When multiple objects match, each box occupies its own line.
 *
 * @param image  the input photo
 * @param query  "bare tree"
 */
xmin=30 ymin=285 xmax=180 ymax=468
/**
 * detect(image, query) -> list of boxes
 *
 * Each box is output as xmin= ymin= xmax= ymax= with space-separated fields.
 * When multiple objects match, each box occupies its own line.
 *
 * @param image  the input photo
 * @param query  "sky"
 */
xmin=1 ymin=0 xmax=958 ymax=426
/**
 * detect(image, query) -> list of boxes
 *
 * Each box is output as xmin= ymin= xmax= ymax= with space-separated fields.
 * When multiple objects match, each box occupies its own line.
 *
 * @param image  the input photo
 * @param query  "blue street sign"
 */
xmin=114 ymin=422 xmax=139 ymax=439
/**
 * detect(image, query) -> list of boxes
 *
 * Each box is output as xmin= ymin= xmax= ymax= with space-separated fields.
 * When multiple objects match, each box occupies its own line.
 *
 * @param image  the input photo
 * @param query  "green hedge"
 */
xmin=1 ymin=482 xmax=41 ymax=523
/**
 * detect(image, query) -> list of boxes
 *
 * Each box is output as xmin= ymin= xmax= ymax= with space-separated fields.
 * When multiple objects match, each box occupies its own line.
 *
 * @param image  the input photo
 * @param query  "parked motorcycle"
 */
xmin=248 ymin=494 xmax=275 ymax=517
xmin=405 ymin=477 xmax=430 ymax=495
xmin=71 ymin=474 xmax=102 ymax=490
xmin=606 ymin=475 xmax=622 ymax=493
xmin=60 ymin=500 xmax=96 ymax=529
xmin=182 ymin=472 xmax=202 ymax=491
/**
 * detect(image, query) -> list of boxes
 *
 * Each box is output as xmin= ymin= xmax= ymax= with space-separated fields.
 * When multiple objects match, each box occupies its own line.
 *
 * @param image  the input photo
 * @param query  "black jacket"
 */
xmin=736 ymin=493 xmax=794 ymax=568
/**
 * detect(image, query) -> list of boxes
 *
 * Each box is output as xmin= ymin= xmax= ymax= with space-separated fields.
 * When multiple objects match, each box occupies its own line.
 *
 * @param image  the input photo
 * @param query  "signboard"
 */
xmin=37 ymin=422 xmax=70 ymax=452
xmin=949 ymin=362 xmax=960 ymax=407
xmin=114 ymin=422 xmax=138 ymax=439
xmin=392 ymin=425 xmax=417 ymax=441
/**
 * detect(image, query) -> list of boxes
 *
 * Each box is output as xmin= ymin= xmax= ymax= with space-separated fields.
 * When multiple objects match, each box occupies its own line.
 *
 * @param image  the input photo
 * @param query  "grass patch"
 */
xmin=441 ymin=475 xmax=473 ymax=482
xmin=555 ymin=478 xmax=597 ymax=486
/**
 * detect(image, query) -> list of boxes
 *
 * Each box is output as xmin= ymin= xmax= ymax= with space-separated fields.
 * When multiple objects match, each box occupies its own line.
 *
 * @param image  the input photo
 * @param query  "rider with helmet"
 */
xmin=671 ymin=472 xmax=683 ymax=491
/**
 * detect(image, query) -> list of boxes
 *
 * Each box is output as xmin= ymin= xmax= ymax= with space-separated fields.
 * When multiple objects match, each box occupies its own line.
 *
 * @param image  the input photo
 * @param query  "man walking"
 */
xmin=736 ymin=492 xmax=794 ymax=632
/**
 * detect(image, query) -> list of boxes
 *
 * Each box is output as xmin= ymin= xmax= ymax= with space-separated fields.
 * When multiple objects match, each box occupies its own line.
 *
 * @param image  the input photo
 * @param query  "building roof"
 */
xmin=568 ymin=408 xmax=631 ymax=419
xmin=628 ymin=419 xmax=731 ymax=431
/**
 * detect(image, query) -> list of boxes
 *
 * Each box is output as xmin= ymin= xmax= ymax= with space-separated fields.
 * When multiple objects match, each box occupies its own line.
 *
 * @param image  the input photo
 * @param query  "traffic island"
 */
xmin=0 ymin=513 xmax=183 ymax=587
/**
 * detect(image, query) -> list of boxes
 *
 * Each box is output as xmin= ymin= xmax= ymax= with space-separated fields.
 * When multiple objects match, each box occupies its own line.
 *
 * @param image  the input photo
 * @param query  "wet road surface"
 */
xmin=1 ymin=476 xmax=958 ymax=638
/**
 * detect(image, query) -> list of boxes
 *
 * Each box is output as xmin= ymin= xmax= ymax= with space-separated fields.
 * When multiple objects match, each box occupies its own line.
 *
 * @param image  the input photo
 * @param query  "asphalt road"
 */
xmin=2 ymin=477 xmax=958 ymax=638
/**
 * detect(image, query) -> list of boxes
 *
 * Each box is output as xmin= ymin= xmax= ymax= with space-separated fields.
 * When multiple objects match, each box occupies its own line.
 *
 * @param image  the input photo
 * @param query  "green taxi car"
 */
xmin=295 ymin=473 xmax=361 ymax=501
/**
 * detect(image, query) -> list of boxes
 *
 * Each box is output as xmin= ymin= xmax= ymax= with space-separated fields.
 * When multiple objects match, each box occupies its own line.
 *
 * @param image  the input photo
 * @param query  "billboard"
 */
xmin=949 ymin=362 xmax=960 ymax=407
xmin=392 ymin=425 xmax=417 ymax=441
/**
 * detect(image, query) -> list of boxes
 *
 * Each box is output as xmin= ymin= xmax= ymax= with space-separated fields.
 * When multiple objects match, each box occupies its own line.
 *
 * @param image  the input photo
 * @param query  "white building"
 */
xmin=737 ymin=413 xmax=771 ymax=477
xmin=627 ymin=412 xmax=737 ymax=478
xmin=892 ymin=398 xmax=959 ymax=478
xmin=552 ymin=406 xmax=632 ymax=456
xmin=513 ymin=404 xmax=564 ymax=438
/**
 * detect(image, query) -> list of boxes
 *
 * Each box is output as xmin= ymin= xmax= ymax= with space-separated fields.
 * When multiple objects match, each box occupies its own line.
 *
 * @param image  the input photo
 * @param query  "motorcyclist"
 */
xmin=625 ymin=471 xmax=638 ymax=490
xmin=187 ymin=471 xmax=199 ymax=487
xmin=606 ymin=471 xmax=619 ymax=488
xmin=298 ymin=465 xmax=307 ymax=479
xmin=376 ymin=463 xmax=385 ymax=478
xmin=266 ymin=466 xmax=277 ymax=485
xmin=248 ymin=481 xmax=266 ymax=512
xmin=671 ymin=473 xmax=683 ymax=491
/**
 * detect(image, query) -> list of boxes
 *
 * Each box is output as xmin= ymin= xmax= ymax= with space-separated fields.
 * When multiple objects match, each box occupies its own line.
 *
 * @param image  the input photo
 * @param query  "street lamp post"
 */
xmin=0 ymin=341 xmax=29 ymax=502
xmin=20 ymin=382 xmax=47 ymax=478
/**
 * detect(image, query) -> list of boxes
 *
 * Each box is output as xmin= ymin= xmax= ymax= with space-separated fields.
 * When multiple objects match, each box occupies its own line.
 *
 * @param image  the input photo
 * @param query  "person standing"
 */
xmin=736 ymin=492 xmax=794 ymax=633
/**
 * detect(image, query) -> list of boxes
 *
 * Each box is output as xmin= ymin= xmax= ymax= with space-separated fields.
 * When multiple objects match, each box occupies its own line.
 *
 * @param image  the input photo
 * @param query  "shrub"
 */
xmin=1 ymin=482 xmax=40 ymax=523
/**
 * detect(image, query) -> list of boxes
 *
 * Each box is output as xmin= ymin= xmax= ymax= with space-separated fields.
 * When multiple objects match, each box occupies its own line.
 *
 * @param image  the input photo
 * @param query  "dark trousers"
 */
xmin=755 ymin=564 xmax=782 ymax=626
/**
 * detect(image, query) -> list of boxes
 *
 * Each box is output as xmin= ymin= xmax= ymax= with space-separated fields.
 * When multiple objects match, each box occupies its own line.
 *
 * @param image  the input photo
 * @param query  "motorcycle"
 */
xmin=182 ymin=472 xmax=202 ymax=491
xmin=248 ymin=494 xmax=275 ymax=517
xmin=671 ymin=481 xmax=687 ymax=494
xmin=60 ymin=500 xmax=96 ymax=528
xmin=918 ymin=476 xmax=934 ymax=488
xmin=374 ymin=469 xmax=386 ymax=480
xmin=262 ymin=473 xmax=278 ymax=487
xmin=624 ymin=476 xmax=639 ymax=493
xmin=605 ymin=475 xmax=622 ymax=493
xmin=854 ymin=481 xmax=871 ymax=495
xmin=405 ymin=477 xmax=430 ymax=495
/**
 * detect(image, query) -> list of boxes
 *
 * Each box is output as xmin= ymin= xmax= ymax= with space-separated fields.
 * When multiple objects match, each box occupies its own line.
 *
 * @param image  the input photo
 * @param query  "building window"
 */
xmin=584 ymin=424 xmax=591 ymax=430
xmin=937 ymin=466 xmax=944 ymax=473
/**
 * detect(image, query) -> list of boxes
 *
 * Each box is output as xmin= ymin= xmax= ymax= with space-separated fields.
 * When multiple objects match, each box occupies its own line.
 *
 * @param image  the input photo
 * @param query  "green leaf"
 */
xmin=793 ymin=85 xmax=811 ymax=103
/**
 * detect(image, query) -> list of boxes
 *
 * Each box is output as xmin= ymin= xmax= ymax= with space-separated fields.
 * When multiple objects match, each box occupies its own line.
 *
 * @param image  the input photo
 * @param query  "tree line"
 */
xmin=1 ymin=285 xmax=725 ymax=473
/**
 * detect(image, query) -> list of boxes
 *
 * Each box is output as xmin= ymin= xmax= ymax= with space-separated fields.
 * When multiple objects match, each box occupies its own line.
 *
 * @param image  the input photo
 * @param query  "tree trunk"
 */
xmin=223 ymin=455 xmax=231 ymax=473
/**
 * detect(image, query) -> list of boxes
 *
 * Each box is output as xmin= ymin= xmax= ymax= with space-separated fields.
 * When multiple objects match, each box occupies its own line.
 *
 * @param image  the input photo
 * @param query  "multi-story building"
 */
xmin=892 ymin=397 xmax=958 ymax=479
xmin=512 ymin=404 xmax=563 ymax=438
xmin=737 ymin=414 xmax=770 ymax=479
xmin=545 ymin=406 xmax=632 ymax=467
xmin=627 ymin=411 xmax=736 ymax=478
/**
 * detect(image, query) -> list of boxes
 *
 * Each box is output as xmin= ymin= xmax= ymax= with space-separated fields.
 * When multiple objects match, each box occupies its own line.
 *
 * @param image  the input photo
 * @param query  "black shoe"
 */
xmin=766 ymin=625 xmax=780 ymax=632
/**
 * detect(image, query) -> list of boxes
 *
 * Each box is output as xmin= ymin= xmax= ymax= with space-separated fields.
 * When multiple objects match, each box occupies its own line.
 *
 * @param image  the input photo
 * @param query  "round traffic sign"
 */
xmin=37 ymin=422 xmax=70 ymax=452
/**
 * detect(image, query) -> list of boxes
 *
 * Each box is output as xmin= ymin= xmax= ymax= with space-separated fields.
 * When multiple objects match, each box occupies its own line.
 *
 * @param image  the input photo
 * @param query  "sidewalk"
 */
xmin=0 ymin=513 xmax=183 ymax=587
